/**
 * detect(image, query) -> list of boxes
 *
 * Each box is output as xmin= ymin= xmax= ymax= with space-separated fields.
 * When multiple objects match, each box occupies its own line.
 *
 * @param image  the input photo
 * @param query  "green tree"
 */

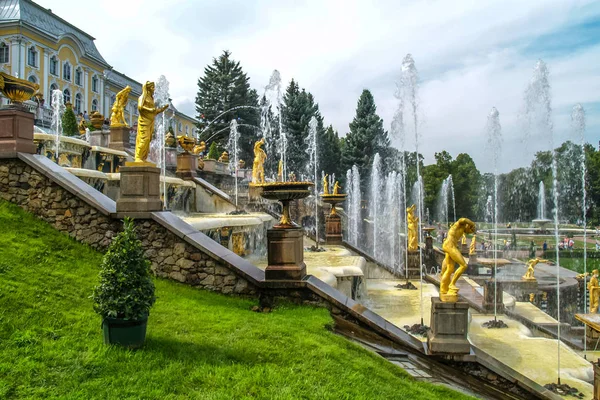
xmin=62 ymin=106 xmax=78 ymax=136
xmin=342 ymin=90 xmax=390 ymax=191
xmin=450 ymin=153 xmax=481 ymax=220
xmin=318 ymin=125 xmax=342 ymax=179
xmin=207 ymin=142 xmax=219 ymax=160
xmin=195 ymin=50 xmax=259 ymax=163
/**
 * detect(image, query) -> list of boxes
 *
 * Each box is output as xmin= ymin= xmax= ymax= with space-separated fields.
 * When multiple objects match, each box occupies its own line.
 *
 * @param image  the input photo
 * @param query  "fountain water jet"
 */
xmin=228 ymin=119 xmax=240 ymax=207
xmin=370 ymin=154 xmax=382 ymax=259
xmin=262 ymin=70 xmax=287 ymax=178
xmin=50 ymin=90 xmax=65 ymax=161
xmin=149 ymin=75 xmax=171 ymax=209
xmin=307 ymin=116 xmax=319 ymax=247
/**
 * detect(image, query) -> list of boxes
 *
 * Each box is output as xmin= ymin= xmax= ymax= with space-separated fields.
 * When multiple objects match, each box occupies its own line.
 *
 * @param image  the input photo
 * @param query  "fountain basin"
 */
xmin=320 ymin=193 xmax=347 ymax=206
xmin=0 ymin=72 xmax=39 ymax=104
xmin=257 ymin=181 xmax=314 ymax=228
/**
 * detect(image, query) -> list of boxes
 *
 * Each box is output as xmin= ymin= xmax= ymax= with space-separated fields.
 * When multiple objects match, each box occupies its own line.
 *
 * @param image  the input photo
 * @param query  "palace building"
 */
xmin=0 ymin=0 xmax=197 ymax=135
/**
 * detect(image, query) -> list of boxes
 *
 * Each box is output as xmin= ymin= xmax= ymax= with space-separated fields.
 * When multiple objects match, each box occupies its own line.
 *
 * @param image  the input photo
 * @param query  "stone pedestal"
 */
xmin=427 ymin=297 xmax=470 ymax=355
xmin=176 ymin=152 xmax=197 ymax=180
xmin=266 ymin=228 xmax=306 ymax=280
xmin=0 ymin=107 xmax=36 ymax=158
xmin=325 ymin=213 xmax=342 ymax=244
xmin=109 ymin=126 xmax=130 ymax=151
xmin=116 ymin=165 xmax=162 ymax=214
xmin=89 ymin=129 xmax=109 ymax=147
xmin=406 ymin=250 xmax=421 ymax=278
xmin=483 ymin=280 xmax=504 ymax=313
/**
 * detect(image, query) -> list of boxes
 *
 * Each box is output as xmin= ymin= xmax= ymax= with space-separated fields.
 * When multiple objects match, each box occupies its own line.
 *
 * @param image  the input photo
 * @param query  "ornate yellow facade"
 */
xmin=0 ymin=0 xmax=196 ymax=134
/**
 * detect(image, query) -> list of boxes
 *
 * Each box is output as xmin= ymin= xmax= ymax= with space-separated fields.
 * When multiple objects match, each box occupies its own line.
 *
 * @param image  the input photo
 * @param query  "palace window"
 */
xmin=63 ymin=62 xmax=71 ymax=81
xmin=75 ymin=68 xmax=82 ymax=86
xmin=0 ymin=43 xmax=8 ymax=64
xmin=27 ymin=75 xmax=37 ymax=84
xmin=75 ymin=93 xmax=82 ymax=113
xmin=27 ymin=46 xmax=37 ymax=67
xmin=178 ymin=122 xmax=182 ymax=132
xmin=91 ymin=99 xmax=98 ymax=112
xmin=49 ymin=56 xmax=58 ymax=75
xmin=185 ymin=125 xmax=189 ymax=135
xmin=50 ymin=83 xmax=58 ymax=92
xmin=92 ymin=75 xmax=98 ymax=92
xmin=63 ymin=89 xmax=71 ymax=104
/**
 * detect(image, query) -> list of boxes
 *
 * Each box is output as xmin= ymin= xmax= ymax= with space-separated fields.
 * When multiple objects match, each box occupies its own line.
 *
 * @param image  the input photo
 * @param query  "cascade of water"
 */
xmin=263 ymin=70 xmax=286 ymax=178
xmin=523 ymin=59 xmax=561 ymax=383
xmin=384 ymin=171 xmax=399 ymax=269
xmin=307 ymin=116 xmax=319 ymax=246
xmin=346 ymin=169 xmax=354 ymax=244
xmin=50 ymin=90 xmax=65 ymax=161
xmin=485 ymin=196 xmax=493 ymax=223
xmin=370 ymin=154 xmax=382 ymax=259
xmin=438 ymin=178 xmax=449 ymax=224
xmin=228 ymin=119 xmax=240 ymax=207
xmin=537 ymin=181 xmax=546 ymax=220
xmin=352 ymin=165 xmax=362 ymax=247
xmin=572 ymin=103 xmax=587 ymax=356
xmin=150 ymin=76 xmax=171 ymax=209
xmin=485 ymin=106 xmax=503 ymax=321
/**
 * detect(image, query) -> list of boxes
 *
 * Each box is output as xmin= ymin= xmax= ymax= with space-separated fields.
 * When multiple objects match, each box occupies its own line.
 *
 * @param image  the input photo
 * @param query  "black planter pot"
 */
xmin=102 ymin=316 xmax=148 ymax=348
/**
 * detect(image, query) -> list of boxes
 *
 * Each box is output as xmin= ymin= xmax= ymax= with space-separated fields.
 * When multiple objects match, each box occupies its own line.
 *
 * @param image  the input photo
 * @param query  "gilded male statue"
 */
xmin=322 ymin=174 xmax=329 ymax=195
xmin=110 ymin=85 xmax=132 ymax=127
xmin=333 ymin=181 xmax=341 ymax=195
xmin=252 ymin=138 xmax=266 ymax=184
xmin=407 ymin=204 xmax=419 ymax=251
xmin=440 ymin=218 xmax=477 ymax=302
xmin=522 ymin=258 xmax=549 ymax=281
xmin=589 ymin=270 xmax=600 ymax=313
xmin=134 ymin=82 xmax=169 ymax=163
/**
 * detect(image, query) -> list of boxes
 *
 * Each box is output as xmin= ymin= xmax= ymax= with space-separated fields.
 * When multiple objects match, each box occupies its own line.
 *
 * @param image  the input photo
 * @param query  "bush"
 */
xmin=92 ymin=218 xmax=155 ymax=320
xmin=207 ymin=142 xmax=219 ymax=160
xmin=62 ymin=106 xmax=79 ymax=137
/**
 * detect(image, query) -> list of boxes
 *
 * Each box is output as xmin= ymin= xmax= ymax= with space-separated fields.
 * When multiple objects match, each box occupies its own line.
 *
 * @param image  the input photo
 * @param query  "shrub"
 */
xmin=207 ymin=142 xmax=219 ymax=160
xmin=92 ymin=218 xmax=155 ymax=320
xmin=62 ymin=106 xmax=79 ymax=136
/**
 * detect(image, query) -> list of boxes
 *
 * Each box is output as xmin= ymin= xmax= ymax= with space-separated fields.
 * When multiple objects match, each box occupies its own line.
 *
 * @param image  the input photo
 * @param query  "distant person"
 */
xmin=529 ymin=240 xmax=536 ymax=258
xmin=543 ymin=240 xmax=548 ymax=252
xmin=83 ymin=111 xmax=89 ymax=121
xmin=596 ymin=239 xmax=600 ymax=251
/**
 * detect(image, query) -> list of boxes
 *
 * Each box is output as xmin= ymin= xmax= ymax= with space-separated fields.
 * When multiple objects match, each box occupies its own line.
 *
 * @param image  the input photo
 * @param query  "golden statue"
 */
xmin=469 ymin=235 xmax=477 ymax=255
xmin=407 ymin=204 xmax=419 ymax=251
xmin=177 ymin=135 xmax=195 ymax=153
xmin=440 ymin=218 xmax=476 ymax=302
xmin=277 ymin=159 xmax=283 ymax=182
xmin=590 ymin=270 xmax=600 ymax=313
xmin=522 ymin=258 xmax=549 ymax=281
xmin=333 ymin=181 xmax=341 ymax=195
xmin=461 ymin=233 xmax=467 ymax=245
xmin=218 ymin=151 xmax=229 ymax=163
xmin=193 ymin=141 xmax=206 ymax=155
xmin=110 ymin=85 xmax=132 ymax=127
xmin=252 ymin=138 xmax=266 ymax=184
xmin=78 ymin=116 xmax=87 ymax=135
xmin=132 ymin=81 xmax=169 ymax=164
xmin=322 ymin=174 xmax=329 ymax=195
xmin=529 ymin=293 xmax=535 ymax=302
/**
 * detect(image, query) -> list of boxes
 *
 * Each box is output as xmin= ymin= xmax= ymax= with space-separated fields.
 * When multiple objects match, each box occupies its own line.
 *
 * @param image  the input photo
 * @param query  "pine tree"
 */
xmin=318 ymin=125 xmax=342 ymax=179
xmin=281 ymin=79 xmax=320 ymax=177
xmin=207 ymin=142 xmax=219 ymax=160
xmin=62 ymin=105 xmax=78 ymax=137
xmin=195 ymin=50 xmax=259 ymax=163
xmin=342 ymin=90 xmax=390 ymax=190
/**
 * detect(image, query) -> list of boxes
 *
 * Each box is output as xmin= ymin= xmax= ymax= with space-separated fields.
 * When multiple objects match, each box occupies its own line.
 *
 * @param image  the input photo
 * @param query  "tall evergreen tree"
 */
xmin=318 ymin=125 xmax=342 ymax=180
xmin=342 ymin=90 xmax=390 ymax=190
xmin=195 ymin=50 xmax=259 ymax=163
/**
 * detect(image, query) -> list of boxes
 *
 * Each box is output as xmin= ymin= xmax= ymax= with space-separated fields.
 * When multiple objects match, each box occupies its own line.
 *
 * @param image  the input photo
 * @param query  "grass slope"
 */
xmin=0 ymin=201 xmax=470 ymax=399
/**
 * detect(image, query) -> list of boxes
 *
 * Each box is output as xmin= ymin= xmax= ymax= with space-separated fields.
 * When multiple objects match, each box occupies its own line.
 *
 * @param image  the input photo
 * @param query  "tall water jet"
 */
xmin=523 ymin=59 xmax=561 ymax=383
xmin=485 ymin=106 xmax=502 ymax=322
xmin=307 ymin=116 xmax=319 ymax=247
xmin=572 ymin=103 xmax=587 ymax=355
xmin=370 ymin=154 xmax=382 ymax=259
xmin=50 ymin=89 xmax=65 ymax=161
xmin=228 ymin=119 xmax=240 ymax=207
xmin=448 ymin=175 xmax=456 ymax=223
xmin=347 ymin=165 xmax=362 ymax=247
xmin=149 ymin=75 xmax=171 ymax=209
xmin=537 ymin=181 xmax=546 ymax=220
xmin=262 ymin=70 xmax=287 ymax=178
xmin=437 ymin=175 xmax=456 ymax=225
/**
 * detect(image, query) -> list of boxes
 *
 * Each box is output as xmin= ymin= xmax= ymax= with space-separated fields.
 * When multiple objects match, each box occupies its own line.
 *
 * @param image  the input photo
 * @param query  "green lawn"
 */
xmin=0 ymin=201 xmax=469 ymax=399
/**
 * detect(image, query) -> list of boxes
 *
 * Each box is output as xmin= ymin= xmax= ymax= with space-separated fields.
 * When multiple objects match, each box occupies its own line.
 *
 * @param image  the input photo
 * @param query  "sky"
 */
xmin=38 ymin=0 xmax=600 ymax=173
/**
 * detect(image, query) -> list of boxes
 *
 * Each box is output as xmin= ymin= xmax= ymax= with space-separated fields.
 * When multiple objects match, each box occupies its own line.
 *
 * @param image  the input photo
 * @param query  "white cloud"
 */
xmin=37 ymin=0 xmax=600 ymax=172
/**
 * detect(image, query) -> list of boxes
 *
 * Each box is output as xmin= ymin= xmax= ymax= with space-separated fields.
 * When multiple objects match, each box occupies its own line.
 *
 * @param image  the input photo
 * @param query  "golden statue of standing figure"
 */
xmin=469 ymin=235 xmax=477 ymax=255
xmin=277 ymin=159 xmax=283 ymax=182
xmin=522 ymin=258 xmax=549 ymax=281
xmin=252 ymin=138 xmax=266 ymax=184
xmin=333 ymin=181 xmax=341 ymax=195
xmin=110 ymin=85 xmax=132 ymax=127
xmin=461 ymin=233 xmax=467 ymax=246
xmin=589 ymin=270 xmax=600 ymax=313
xmin=322 ymin=174 xmax=329 ymax=195
xmin=407 ymin=204 xmax=419 ymax=251
xmin=132 ymin=81 xmax=169 ymax=164
xmin=440 ymin=218 xmax=476 ymax=302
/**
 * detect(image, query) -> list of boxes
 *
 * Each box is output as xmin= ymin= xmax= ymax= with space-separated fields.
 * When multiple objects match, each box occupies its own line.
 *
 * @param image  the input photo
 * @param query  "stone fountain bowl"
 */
xmin=257 ymin=181 xmax=314 ymax=202
xmin=0 ymin=72 xmax=39 ymax=104
xmin=320 ymin=193 xmax=347 ymax=205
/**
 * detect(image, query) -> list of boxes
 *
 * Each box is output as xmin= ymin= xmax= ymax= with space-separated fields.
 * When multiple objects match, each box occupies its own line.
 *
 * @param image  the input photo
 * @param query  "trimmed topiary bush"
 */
xmin=207 ymin=141 xmax=219 ymax=160
xmin=62 ymin=106 xmax=79 ymax=137
xmin=92 ymin=218 xmax=155 ymax=321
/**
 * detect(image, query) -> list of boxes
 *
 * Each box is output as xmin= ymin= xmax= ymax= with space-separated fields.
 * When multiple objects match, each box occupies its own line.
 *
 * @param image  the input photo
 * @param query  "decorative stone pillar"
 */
xmin=320 ymin=194 xmax=346 ymax=245
xmin=266 ymin=228 xmax=306 ymax=280
xmin=482 ymin=280 xmax=504 ymax=313
xmin=109 ymin=126 xmax=130 ymax=151
xmin=427 ymin=297 xmax=470 ymax=355
xmin=176 ymin=152 xmax=197 ymax=179
xmin=406 ymin=250 xmax=421 ymax=278
xmin=0 ymin=107 xmax=36 ymax=158
xmin=116 ymin=165 xmax=162 ymax=215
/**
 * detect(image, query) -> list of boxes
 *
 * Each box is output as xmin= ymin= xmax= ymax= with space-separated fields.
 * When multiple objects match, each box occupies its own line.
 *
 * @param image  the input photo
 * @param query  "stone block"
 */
xmin=116 ymin=165 xmax=162 ymax=214
xmin=176 ymin=152 xmax=197 ymax=179
xmin=266 ymin=227 xmax=306 ymax=281
xmin=89 ymin=130 xmax=109 ymax=147
xmin=109 ymin=126 xmax=130 ymax=151
xmin=427 ymin=297 xmax=470 ymax=355
xmin=0 ymin=108 xmax=36 ymax=158
xmin=482 ymin=279 xmax=504 ymax=313
xmin=325 ymin=213 xmax=342 ymax=244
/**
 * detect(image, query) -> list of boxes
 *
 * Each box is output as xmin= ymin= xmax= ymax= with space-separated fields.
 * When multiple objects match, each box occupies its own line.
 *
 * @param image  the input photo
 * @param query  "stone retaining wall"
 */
xmin=0 ymin=157 xmax=256 ymax=296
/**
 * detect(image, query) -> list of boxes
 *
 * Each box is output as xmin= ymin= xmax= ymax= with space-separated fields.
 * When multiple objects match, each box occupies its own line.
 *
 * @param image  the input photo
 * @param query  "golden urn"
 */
xmin=165 ymin=131 xmax=176 ymax=147
xmin=238 ymin=159 xmax=245 ymax=169
xmin=90 ymin=111 xmax=104 ymax=130
xmin=218 ymin=151 xmax=229 ymax=163
xmin=0 ymin=72 xmax=39 ymax=104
